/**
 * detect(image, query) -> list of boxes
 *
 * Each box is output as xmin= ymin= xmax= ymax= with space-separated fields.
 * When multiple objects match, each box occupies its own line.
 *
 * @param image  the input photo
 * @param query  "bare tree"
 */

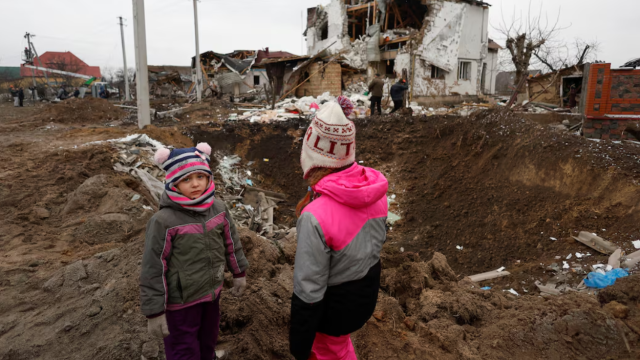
xmin=495 ymin=1 xmax=565 ymax=87
xmin=533 ymin=38 xmax=600 ymax=72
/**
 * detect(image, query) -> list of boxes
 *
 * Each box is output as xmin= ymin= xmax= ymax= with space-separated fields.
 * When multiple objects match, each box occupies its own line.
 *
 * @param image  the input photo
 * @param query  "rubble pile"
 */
xmin=30 ymin=97 xmax=126 ymax=124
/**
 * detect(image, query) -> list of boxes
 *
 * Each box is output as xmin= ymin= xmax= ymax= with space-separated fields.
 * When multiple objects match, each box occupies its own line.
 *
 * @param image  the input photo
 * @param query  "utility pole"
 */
xmin=118 ymin=16 xmax=131 ymax=101
xmin=23 ymin=33 xmax=39 ymax=101
xmin=25 ymin=33 xmax=51 ymax=97
xmin=193 ymin=0 xmax=202 ymax=102
xmin=132 ymin=0 xmax=151 ymax=128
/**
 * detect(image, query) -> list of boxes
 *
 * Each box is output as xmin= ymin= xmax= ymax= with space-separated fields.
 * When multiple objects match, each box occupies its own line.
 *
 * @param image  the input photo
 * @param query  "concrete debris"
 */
xmin=608 ymin=249 xmax=622 ymax=269
xmin=535 ymin=281 xmax=561 ymax=296
xmin=621 ymin=250 xmax=640 ymax=269
xmin=573 ymin=231 xmax=619 ymax=254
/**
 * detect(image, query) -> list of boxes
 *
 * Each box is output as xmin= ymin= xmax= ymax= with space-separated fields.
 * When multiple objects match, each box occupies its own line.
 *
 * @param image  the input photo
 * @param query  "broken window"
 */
xmin=319 ymin=22 xmax=329 ymax=41
xmin=431 ymin=65 xmax=445 ymax=80
xmin=380 ymin=0 xmax=428 ymax=31
xmin=347 ymin=1 xmax=428 ymax=42
xmin=385 ymin=59 xmax=396 ymax=76
xmin=254 ymin=75 xmax=260 ymax=86
xmin=459 ymin=61 xmax=471 ymax=81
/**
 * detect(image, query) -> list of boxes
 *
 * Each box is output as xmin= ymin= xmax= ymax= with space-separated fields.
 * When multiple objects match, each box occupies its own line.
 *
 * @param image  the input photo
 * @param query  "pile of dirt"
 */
xmin=30 ymin=98 xmax=126 ymax=124
xmin=4 ymin=104 xmax=640 ymax=360
xmin=190 ymin=110 xmax=640 ymax=292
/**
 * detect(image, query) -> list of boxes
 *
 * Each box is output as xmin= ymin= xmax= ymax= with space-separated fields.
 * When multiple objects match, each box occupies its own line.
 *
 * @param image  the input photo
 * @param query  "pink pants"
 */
xmin=309 ymin=333 xmax=357 ymax=360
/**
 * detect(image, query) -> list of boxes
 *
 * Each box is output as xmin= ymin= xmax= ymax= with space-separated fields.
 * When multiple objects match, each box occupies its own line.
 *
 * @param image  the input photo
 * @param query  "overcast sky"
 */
xmin=0 ymin=0 xmax=637 ymax=72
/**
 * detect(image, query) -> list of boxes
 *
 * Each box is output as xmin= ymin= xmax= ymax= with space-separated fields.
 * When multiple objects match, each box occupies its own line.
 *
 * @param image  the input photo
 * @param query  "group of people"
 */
xmin=368 ymin=73 xmax=409 ymax=116
xmin=140 ymin=98 xmax=388 ymax=360
xmin=9 ymin=85 xmax=25 ymax=107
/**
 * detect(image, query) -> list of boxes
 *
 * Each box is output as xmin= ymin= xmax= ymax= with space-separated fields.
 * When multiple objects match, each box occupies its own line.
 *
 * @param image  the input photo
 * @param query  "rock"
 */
xmin=604 ymin=301 xmax=629 ymax=319
xmin=141 ymin=342 xmax=159 ymax=359
xmin=43 ymin=271 xmax=64 ymax=292
xmin=28 ymin=260 xmax=41 ymax=268
xmin=562 ymin=120 xmax=571 ymax=126
xmin=403 ymin=317 xmax=416 ymax=331
xmin=64 ymin=322 xmax=74 ymax=331
xmin=64 ymin=261 xmax=88 ymax=285
xmin=86 ymin=305 xmax=102 ymax=317
xmin=33 ymin=207 xmax=50 ymax=220
xmin=62 ymin=175 xmax=109 ymax=215
xmin=94 ymin=249 xmax=120 ymax=263
xmin=372 ymin=310 xmax=385 ymax=321
xmin=80 ymin=284 xmax=101 ymax=294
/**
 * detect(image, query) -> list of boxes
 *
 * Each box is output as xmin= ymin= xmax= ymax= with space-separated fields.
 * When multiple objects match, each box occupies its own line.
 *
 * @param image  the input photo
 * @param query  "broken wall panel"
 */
xmin=418 ymin=1 xmax=466 ymax=73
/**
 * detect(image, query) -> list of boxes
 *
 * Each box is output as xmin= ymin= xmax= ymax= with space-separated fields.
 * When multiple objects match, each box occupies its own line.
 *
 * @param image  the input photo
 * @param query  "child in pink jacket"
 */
xmin=290 ymin=101 xmax=389 ymax=360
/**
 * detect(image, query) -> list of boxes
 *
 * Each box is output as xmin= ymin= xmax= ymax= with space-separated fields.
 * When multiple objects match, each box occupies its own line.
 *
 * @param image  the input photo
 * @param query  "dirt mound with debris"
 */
xmin=191 ymin=110 xmax=640 ymax=292
xmin=30 ymin=97 xmax=126 ymax=124
xmin=3 ymin=103 xmax=640 ymax=360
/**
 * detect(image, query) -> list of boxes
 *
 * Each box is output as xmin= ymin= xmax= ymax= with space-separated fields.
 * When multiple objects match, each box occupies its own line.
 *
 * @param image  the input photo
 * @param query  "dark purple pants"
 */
xmin=164 ymin=296 xmax=221 ymax=360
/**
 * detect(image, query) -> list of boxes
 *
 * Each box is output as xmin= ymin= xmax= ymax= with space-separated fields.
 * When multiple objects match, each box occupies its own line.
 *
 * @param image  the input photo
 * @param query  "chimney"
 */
xmin=265 ymin=47 xmax=270 ymax=56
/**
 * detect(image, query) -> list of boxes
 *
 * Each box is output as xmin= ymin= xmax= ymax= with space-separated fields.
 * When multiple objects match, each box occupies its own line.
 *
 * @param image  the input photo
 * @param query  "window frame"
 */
xmin=458 ymin=61 xmax=472 ymax=81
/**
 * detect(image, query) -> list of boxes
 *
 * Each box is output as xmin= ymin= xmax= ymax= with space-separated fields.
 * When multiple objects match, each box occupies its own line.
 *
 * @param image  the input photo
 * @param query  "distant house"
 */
xmin=20 ymin=51 xmax=101 ymax=80
xmin=0 ymin=67 xmax=22 ymax=81
xmin=192 ymin=49 xmax=300 ymax=96
xmin=495 ymin=70 xmax=542 ymax=96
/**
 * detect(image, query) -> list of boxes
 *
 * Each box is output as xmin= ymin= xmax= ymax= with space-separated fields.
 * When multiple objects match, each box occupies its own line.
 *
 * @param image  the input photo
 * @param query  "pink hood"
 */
xmin=312 ymin=164 xmax=389 ymax=209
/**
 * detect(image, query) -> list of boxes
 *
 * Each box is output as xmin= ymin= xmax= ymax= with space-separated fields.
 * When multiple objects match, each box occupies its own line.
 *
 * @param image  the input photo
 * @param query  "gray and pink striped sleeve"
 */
xmin=223 ymin=206 xmax=249 ymax=278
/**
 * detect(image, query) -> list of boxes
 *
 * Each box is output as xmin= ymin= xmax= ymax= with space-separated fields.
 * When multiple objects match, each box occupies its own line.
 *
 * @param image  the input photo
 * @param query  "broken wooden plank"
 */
xmin=468 ymin=269 xmax=511 ymax=282
xmin=572 ymin=231 xmax=618 ymax=255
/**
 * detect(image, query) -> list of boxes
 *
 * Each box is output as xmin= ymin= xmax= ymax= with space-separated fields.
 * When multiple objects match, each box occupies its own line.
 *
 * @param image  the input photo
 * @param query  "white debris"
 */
xmin=504 ymin=289 xmax=520 ymax=296
xmin=633 ymin=240 xmax=640 ymax=249
xmin=550 ymin=237 xmax=557 ymax=241
xmin=400 ymin=247 xmax=405 ymax=253
xmin=566 ymin=254 xmax=573 ymax=260
xmin=456 ymin=245 xmax=463 ymax=250
xmin=563 ymin=261 xmax=570 ymax=269
xmin=606 ymin=265 xmax=613 ymax=272
xmin=575 ymin=253 xmax=584 ymax=259
xmin=142 ymin=205 xmax=153 ymax=211
xmin=496 ymin=267 xmax=506 ymax=272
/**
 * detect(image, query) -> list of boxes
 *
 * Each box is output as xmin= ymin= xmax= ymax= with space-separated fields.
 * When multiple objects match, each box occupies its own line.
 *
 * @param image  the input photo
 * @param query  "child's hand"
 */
xmin=230 ymin=277 xmax=247 ymax=297
xmin=147 ymin=314 xmax=170 ymax=339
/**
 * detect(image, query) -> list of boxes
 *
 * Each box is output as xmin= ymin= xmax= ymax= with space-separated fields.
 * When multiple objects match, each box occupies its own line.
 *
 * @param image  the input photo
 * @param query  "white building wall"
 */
xmin=485 ymin=50 xmax=499 ymax=95
xmin=307 ymin=0 xmax=348 ymax=56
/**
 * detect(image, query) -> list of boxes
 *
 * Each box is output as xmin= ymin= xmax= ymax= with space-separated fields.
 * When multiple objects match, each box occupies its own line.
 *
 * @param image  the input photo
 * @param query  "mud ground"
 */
xmin=0 ymin=98 xmax=639 ymax=359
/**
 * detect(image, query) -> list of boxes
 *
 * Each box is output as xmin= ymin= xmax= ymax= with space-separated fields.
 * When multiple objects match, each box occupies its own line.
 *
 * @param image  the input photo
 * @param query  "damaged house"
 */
xmin=304 ymin=0 xmax=494 ymax=104
xmin=191 ymin=49 xmax=300 ymax=98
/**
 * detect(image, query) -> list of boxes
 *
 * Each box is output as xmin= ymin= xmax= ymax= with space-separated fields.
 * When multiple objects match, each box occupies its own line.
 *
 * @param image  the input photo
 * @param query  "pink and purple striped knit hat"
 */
xmin=154 ymin=143 xmax=215 ymax=212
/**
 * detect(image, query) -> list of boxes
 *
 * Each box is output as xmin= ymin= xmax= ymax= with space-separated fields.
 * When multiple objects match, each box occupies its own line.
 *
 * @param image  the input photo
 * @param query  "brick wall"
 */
xmin=585 ymin=63 xmax=640 ymax=117
xmin=582 ymin=63 xmax=640 ymax=140
xmin=295 ymin=62 xmax=342 ymax=98
xmin=583 ymin=119 xmax=640 ymax=140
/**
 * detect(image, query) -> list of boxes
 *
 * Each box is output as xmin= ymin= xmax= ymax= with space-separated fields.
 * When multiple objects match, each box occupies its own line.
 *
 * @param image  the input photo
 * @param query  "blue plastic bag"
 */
xmin=584 ymin=268 xmax=629 ymax=289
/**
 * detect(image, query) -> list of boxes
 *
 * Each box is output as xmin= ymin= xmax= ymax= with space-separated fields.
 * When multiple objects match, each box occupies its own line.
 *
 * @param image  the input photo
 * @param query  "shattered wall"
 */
xmin=413 ymin=1 xmax=488 ymax=98
xmin=306 ymin=0 xmax=350 ymax=56
xmin=417 ymin=1 xmax=465 ymax=73
xmin=306 ymin=0 xmax=490 ymax=102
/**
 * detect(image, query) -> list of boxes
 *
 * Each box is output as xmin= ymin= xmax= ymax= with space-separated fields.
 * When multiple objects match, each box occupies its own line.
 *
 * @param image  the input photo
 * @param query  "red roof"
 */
xmin=256 ymin=49 xmax=298 ymax=65
xmin=20 ymin=51 xmax=101 ymax=78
